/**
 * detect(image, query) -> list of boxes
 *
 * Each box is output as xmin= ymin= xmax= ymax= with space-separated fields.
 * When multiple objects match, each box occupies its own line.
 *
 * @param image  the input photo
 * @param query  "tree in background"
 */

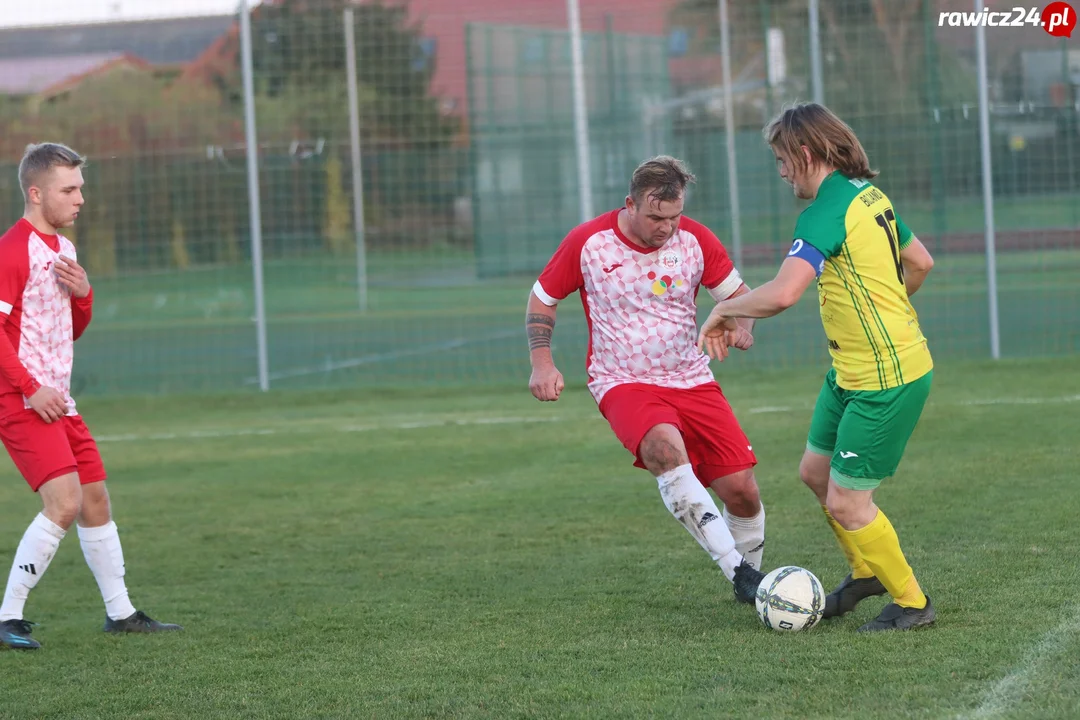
xmin=183 ymin=0 xmax=462 ymax=253
xmin=666 ymin=0 xmax=977 ymax=201
xmin=0 ymin=68 xmax=236 ymax=275
xmin=194 ymin=0 xmax=459 ymax=147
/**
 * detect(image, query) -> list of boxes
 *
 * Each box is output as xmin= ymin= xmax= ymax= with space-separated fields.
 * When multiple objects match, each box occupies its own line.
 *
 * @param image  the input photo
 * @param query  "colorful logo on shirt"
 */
xmin=660 ymin=250 xmax=681 ymax=270
xmin=648 ymin=271 xmax=683 ymax=296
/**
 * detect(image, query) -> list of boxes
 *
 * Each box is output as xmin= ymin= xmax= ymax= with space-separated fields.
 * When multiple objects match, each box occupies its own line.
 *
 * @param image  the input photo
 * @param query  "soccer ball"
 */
xmin=755 ymin=566 xmax=826 ymax=632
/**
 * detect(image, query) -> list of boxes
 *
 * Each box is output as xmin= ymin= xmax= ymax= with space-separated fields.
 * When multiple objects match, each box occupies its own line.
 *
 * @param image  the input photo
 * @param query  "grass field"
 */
xmin=2 ymin=358 xmax=1079 ymax=718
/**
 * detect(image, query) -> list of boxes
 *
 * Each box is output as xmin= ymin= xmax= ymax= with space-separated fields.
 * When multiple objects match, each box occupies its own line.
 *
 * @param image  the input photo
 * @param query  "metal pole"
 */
xmin=808 ymin=0 xmax=824 ymax=105
xmin=762 ymin=7 xmax=781 ymax=247
xmin=924 ymin=0 xmax=947 ymax=242
xmin=567 ymin=0 xmax=594 ymax=221
xmin=344 ymin=8 xmax=369 ymax=312
xmin=642 ymin=100 xmax=655 ymax=159
xmin=719 ymin=0 xmax=742 ymax=269
xmin=974 ymin=0 xmax=1001 ymax=359
xmin=239 ymin=0 xmax=270 ymax=391
xmin=1062 ymin=36 xmax=1078 ymax=228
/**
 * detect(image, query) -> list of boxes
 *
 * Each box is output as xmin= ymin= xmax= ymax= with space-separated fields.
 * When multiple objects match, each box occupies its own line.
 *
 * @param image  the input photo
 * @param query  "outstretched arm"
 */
xmin=708 ymin=283 xmax=755 ymax=352
xmin=697 ymin=257 xmax=817 ymax=360
xmin=526 ymin=292 xmax=564 ymax=401
xmin=710 ymin=257 xmax=817 ymax=319
xmin=727 ymin=282 xmax=756 ymax=332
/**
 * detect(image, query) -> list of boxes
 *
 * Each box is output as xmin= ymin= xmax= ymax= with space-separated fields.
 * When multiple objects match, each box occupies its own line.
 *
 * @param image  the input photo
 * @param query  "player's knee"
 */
xmin=799 ymin=454 xmax=830 ymax=496
xmin=77 ymin=483 xmax=112 ymax=526
xmin=824 ymin=495 xmax=847 ymax=525
xmin=639 ymin=424 xmax=688 ymax=474
xmin=726 ymin=470 xmax=760 ymax=508
xmin=709 ymin=469 xmax=760 ymax=517
xmin=44 ymin=494 xmax=81 ymax=529
xmin=39 ymin=473 xmax=83 ymax=529
xmin=824 ymin=494 xmax=862 ymax=530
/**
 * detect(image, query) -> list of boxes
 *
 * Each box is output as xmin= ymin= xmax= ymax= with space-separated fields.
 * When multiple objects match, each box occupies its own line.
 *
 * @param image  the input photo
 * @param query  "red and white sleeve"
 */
xmin=687 ymin=218 xmax=744 ymax=300
xmin=72 ymin=287 xmax=94 ymax=341
xmin=532 ymin=228 xmax=588 ymax=307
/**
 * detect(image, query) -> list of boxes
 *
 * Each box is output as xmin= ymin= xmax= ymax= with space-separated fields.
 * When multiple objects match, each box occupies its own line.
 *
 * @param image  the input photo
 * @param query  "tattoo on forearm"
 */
xmin=527 ymin=326 xmax=552 ymax=350
xmin=526 ymin=314 xmax=555 ymax=328
xmin=527 ymin=314 xmax=555 ymax=351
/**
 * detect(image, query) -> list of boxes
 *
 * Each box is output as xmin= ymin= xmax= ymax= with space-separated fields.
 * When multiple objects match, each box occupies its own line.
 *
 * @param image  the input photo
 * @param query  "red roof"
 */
xmin=402 ymin=0 xmax=671 ymax=113
xmin=0 ymin=52 xmax=149 ymax=96
xmin=181 ymin=0 xmax=677 ymax=138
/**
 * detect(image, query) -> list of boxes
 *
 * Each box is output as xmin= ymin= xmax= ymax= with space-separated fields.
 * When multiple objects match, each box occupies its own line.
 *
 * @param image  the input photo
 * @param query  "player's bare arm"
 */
xmin=526 ymin=292 xmax=564 ymax=402
xmin=900 ymin=236 xmax=934 ymax=297
xmin=697 ymin=258 xmax=817 ymax=360
xmin=54 ymin=256 xmax=90 ymax=298
xmin=724 ymin=284 xmax=756 ymax=351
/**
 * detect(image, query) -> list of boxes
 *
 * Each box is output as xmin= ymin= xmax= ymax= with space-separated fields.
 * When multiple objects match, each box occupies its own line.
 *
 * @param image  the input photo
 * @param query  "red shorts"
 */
xmin=0 ymin=410 xmax=107 ymax=491
xmin=598 ymin=382 xmax=757 ymax=485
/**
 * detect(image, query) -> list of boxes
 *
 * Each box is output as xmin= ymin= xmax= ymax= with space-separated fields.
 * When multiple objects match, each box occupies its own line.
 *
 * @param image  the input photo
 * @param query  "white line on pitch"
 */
xmin=960 ymin=610 xmax=1080 ymax=719
xmin=96 ymin=415 xmax=564 ymax=443
xmin=243 ymin=328 xmax=522 ymax=385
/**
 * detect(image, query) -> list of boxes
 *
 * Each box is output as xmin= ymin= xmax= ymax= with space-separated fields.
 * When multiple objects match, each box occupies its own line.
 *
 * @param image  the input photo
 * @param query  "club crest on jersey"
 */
xmin=647 ymin=271 xmax=683 ymax=297
xmin=659 ymin=250 xmax=681 ymax=270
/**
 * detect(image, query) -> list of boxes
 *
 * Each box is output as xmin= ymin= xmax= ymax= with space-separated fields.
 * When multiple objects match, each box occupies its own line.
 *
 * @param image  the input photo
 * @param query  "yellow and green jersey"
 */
xmin=787 ymin=171 xmax=932 ymax=391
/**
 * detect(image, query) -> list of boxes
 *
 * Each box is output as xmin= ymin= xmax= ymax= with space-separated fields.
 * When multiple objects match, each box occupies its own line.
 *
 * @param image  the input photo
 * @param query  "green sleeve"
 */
xmin=896 ymin=212 xmax=914 ymax=249
xmin=793 ymin=200 xmax=848 ymax=258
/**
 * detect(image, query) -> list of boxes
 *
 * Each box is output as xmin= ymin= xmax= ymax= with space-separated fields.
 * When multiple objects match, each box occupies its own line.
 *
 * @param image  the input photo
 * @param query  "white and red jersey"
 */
xmin=0 ymin=219 xmax=94 ymax=418
xmin=533 ymin=209 xmax=744 ymax=403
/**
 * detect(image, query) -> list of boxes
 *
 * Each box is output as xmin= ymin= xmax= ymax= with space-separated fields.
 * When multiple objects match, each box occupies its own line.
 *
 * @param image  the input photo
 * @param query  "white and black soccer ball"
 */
xmin=755 ymin=566 xmax=825 ymax=632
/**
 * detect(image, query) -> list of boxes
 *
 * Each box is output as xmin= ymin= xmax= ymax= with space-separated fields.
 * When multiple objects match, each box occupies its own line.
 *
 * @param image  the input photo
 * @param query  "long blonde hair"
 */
xmin=763 ymin=103 xmax=877 ymax=180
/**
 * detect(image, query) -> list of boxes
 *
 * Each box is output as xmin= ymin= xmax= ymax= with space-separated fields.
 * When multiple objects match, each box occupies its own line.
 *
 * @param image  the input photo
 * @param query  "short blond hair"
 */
xmin=19 ymin=143 xmax=85 ymax=201
xmin=763 ymin=103 xmax=877 ymax=180
xmin=629 ymin=155 xmax=696 ymax=204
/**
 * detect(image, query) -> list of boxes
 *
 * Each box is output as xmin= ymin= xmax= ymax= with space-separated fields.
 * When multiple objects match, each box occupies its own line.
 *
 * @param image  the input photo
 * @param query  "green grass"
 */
xmin=899 ymin=192 xmax=1080 ymax=234
xmin=2 ymin=358 xmax=1079 ymax=718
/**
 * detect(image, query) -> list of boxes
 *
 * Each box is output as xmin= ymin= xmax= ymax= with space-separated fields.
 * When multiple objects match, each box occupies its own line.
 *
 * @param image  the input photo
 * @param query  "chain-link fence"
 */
xmin=0 ymin=0 xmax=1076 ymax=395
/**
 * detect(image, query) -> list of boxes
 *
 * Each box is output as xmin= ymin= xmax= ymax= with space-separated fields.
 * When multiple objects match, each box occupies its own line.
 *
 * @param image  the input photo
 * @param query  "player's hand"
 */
xmin=697 ymin=312 xmax=739 ymax=361
xmin=529 ymin=364 xmax=565 ymax=402
xmin=54 ymin=256 xmax=90 ymax=298
xmin=28 ymin=387 xmax=68 ymax=424
xmin=729 ymin=326 xmax=754 ymax=351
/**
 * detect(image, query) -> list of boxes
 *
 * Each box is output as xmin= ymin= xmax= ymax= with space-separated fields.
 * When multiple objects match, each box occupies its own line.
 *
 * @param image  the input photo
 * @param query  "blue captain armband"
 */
xmin=787 ymin=239 xmax=826 ymax=277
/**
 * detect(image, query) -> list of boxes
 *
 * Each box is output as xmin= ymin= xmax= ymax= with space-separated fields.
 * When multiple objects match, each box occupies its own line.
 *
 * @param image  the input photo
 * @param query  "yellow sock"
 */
xmin=822 ymin=506 xmax=875 ymax=580
xmin=846 ymin=510 xmax=927 ymax=609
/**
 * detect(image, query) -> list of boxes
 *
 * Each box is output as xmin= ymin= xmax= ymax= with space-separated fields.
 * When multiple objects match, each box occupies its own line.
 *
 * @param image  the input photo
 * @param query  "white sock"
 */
xmin=78 ymin=521 xmax=136 ymax=621
xmin=724 ymin=504 xmax=766 ymax=570
xmin=0 ymin=513 xmax=66 ymax=621
xmin=657 ymin=464 xmax=744 ymax=581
